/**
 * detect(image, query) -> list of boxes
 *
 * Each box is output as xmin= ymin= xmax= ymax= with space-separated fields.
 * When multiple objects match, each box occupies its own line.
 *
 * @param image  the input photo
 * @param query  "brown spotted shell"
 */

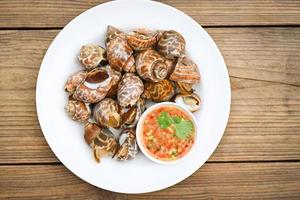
xmin=105 ymin=25 xmax=126 ymax=46
xmin=169 ymin=56 xmax=200 ymax=84
xmin=106 ymin=65 xmax=122 ymax=98
xmin=175 ymin=82 xmax=194 ymax=94
xmin=157 ymin=30 xmax=185 ymax=59
xmin=107 ymin=36 xmax=135 ymax=72
xmin=93 ymin=98 xmax=122 ymax=128
xmin=121 ymin=98 xmax=145 ymax=128
xmin=136 ymin=50 xmax=168 ymax=82
xmin=84 ymin=122 xmax=118 ymax=163
xmin=117 ymin=73 xmax=144 ymax=107
xmin=64 ymin=70 xmax=88 ymax=95
xmin=73 ymin=67 xmax=113 ymax=103
xmin=78 ymin=45 xmax=107 ymax=70
xmin=113 ymin=128 xmax=138 ymax=161
xmin=65 ymin=99 xmax=90 ymax=122
xmin=165 ymin=58 xmax=176 ymax=77
xmin=142 ymin=79 xmax=175 ymax=102
xmin=127 ymin=29 xmax=158 ymax=51
xmin=175 ymin=93 xmax=201 ymax=112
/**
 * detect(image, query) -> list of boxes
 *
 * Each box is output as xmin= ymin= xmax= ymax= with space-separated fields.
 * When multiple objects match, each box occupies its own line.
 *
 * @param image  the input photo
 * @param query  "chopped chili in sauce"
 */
xmin=142 ymin=106 xmax=195 ymax=161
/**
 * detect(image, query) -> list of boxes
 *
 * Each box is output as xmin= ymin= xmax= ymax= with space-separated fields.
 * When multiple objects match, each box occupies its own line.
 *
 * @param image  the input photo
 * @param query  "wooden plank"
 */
xmin=0 ymin=28 xmax=299 ymax=163
xmin=1 ymin=28 xmax=300 ymax=86
xmin=0 ymin=163 xmax=299 ymax=199
xmin=0 ymin=0 xmax=300 ymax=28
xmin=1 ymin=76 xmax=300 ymax=163
xmin=207 ymin=27 xmax=300 ymax=86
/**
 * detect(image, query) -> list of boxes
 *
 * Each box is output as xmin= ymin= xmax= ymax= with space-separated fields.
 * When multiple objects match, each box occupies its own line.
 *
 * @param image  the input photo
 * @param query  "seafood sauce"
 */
xmin=142 ymin=106 xmax=195 ymax=161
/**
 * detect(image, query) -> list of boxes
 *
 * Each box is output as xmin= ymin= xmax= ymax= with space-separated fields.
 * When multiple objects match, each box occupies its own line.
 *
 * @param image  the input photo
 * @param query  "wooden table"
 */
xmin=0 ymin=0 xmax=300 ymax=199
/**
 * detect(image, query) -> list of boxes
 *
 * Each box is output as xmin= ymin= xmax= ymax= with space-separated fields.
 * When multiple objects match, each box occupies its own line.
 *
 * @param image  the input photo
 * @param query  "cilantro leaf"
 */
xmin=157 ymin=112 xmax=194 ymax=139
xmin=157 ymin=112 xmax=172 ymax=129
xmin=172 ymin=116 xmax=182 ymax=123
xmin=174 ymin=120 xmax=194 ymax=139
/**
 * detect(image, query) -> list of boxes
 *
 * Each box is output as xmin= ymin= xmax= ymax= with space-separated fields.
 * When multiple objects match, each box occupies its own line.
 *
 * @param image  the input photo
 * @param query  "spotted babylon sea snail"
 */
xmin=175 ymin=82 xmax=194 ymax=94
xmin=157 ymin=30 xmax=186 ymax=59
xmin=93 ymin=98 xmax=122 ymax=128
xmin=136 ymin=49 xmax=168 ymax=82
xmin=117 ymin=73 xmax=144 ymax=107
xmin=121 ymin=98 xmax=145 ymax=128
xmin=105 ymin=25 xmax=126 ymax=45
xmin=142 ymin=79 xmax=175 ymax=102
xmin=106 ymin=26 xmax=136 ymax=73
xmin=64 ymin=70 xmax=88 ymax=95
xmin=127 ymin=28 xmax=159 ymax=51
xmin=113 ymin=128 xmax=138 ymax=161
xmin=78 ymin=44 xmax=107 ymax=70
xmin=169 ymin=55 xmax=200 ymax=84
xmin=65 ymin=99 xmax=91 ymax=123
xmin=84 ymin=122 xmax=118 ymax=163
xmin=73 ymin=67 xmax=113 ymax=103
xmin=175 ymin=93 xmax=201 ymax=112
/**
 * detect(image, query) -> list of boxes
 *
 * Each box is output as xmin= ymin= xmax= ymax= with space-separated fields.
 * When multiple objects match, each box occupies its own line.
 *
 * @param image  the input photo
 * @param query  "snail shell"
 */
xmin=136 ymin=50 xmax=168 ymax=82
xmin=107 ymin=36 xmax=135 ymax=72
xmin=117 ymin=73 xmax=144 ymax=107
xmin=64 ymin=70 xmax=88 ymax=95
xmin=175 ymin=93 xmax=201 ymax=112
xmin=142 ymin=79 xmax=175 ymax=102
xmin=175 ymin=82 xmax=194 ymax=94
xmin=65 ymin=99 xmax=90 ymax=123
xmin=127 ymin=29 xmax=158 ymax=51
xmin=169 ymin=56 xmax=200 ymax=84
xmin=73 ymin=67 xmax=113 ymax=103
xmin=113 ymin=128 xmax=138 ymax=161
xmin=157 ymin=30 xmax=185 ymax=59
xmin=93 ymin=98 xmax=122 ymax=128
xmin=121 ymin=98 xmax=146 ymax=128
xmin=106 ymin=65 xmax=122 ymax=98
xmin=165 ymin=58 xmax=176 ymax=77
xmin=84 ymin=122 xmax=118 ymax=163
xmin=78 ymin=45 xmax=107 ymax=70
xmin=105 ymin=25 xmax=126 ymax=46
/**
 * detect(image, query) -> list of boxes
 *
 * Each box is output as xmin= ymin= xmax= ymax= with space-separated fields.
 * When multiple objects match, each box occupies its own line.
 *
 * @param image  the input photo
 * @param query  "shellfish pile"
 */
xmin=64 ymin=26 xmax=201 ymax=163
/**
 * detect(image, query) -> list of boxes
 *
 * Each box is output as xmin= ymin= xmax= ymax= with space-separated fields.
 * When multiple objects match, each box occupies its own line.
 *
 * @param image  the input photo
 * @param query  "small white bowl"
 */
xmin=136 ymin=102 xmax=198 ymax=165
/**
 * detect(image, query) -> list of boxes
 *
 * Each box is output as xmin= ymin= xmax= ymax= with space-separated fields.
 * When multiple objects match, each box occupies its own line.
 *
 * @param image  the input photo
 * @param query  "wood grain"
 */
xmin=207 ymin=28 xmax=300 ymax=86
xmin=0 ymin=162 xmax=299 ymax=199
xmin=1 ymin=27 xmax=299 ymax=86
xmin=0 ymin=28 xmax=300 ymax=163
xmin=1 ymin=77 xmax=300 ymax=163
xmin=0 ymin=0 xmax=300 ymax=28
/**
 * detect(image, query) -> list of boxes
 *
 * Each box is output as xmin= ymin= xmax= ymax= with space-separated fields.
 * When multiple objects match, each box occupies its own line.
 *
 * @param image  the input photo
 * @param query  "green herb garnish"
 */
xmin=157 ymin=112 xmax=173 ymax=128
xmin=157 ymin=112 xmax=194 ymax=139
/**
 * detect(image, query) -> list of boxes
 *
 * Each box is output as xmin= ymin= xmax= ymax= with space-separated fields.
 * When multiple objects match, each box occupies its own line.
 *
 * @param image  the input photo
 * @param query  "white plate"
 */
xmin=36 ymin=0 xmax=231 ymax=194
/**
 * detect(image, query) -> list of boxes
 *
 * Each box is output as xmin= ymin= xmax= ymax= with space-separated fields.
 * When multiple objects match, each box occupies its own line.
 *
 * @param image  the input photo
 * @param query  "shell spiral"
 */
xmin=78 ymin=45 xmax=106 ymax=70
xmin=65 ymin=99 xmax=90 ymax=122
xmin=136 ymin=50 xmax=168 ymax=82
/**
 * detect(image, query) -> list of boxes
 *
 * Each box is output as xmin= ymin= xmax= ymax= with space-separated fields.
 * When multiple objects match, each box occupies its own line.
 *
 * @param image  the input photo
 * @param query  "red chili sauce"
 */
xmin=142 ymin=106 xmax=195 ymax=161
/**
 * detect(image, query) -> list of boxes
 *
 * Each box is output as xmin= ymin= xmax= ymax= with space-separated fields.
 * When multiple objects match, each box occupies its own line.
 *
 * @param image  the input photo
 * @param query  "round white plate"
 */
xmin=36 ymin=0 xmax=231 ymax=194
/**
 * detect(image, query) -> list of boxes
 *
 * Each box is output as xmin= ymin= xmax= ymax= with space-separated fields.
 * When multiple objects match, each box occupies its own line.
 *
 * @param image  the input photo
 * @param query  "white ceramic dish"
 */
xmin=136 ymin=102 xmax=198 ymax=165
xmin=36 ymin=0 xmax=231 ymax=194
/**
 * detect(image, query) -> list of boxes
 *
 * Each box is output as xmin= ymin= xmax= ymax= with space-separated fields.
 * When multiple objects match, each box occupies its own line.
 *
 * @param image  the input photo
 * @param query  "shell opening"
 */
xmin=85 ymin=69 xmax=109 ymax=83
xmin=183 ymin=96 xmax=199 ymax=106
